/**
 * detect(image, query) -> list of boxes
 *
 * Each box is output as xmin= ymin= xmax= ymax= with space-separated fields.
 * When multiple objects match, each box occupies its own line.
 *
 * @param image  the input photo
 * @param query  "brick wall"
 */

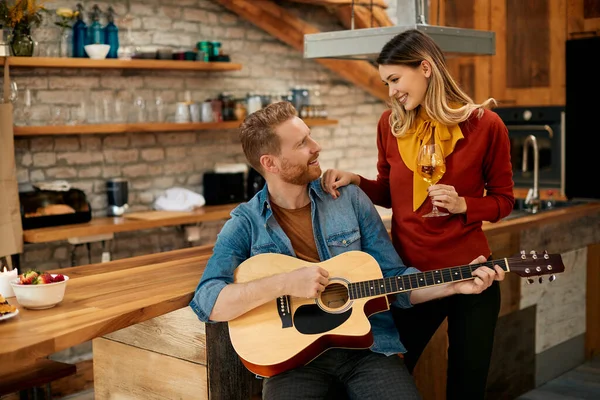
xmin=12 ymin=0 xmax=387 ymax=271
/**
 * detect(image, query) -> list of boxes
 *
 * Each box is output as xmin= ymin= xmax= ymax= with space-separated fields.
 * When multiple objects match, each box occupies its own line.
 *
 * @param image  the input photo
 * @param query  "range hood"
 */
xmin=304 ymin=0 xmax=495 ymax=60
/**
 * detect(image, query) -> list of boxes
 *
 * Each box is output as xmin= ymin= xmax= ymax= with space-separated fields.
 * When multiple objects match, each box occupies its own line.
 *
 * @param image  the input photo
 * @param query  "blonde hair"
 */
xmin=376 ymin=29 xmax=496 ymax=137
xmin=239 ymin=101 xmax=298 ymax=173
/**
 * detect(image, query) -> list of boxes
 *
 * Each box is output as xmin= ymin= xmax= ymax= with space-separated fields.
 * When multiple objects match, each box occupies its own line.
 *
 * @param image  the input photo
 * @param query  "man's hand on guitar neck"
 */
xmin=208 ymin=265 xmax=329 ymax=322
xmin=409 ymin=255 xmax=506 ymax=305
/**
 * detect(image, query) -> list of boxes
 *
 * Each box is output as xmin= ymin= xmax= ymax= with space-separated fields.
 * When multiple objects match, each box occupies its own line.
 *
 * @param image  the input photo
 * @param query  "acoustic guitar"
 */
xmin=228 ymin=250 xmax=565 ymax=377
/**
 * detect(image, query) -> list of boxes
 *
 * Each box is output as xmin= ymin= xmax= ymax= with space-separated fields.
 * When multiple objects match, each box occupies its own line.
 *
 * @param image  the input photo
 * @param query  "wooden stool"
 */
xmin=0 ymin=359 xmax=77 ymax=398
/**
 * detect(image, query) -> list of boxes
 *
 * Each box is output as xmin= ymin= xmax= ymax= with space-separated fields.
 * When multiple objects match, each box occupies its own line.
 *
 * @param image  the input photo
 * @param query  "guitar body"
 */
xmin=229 ymin=251 xmax=390 ymax=377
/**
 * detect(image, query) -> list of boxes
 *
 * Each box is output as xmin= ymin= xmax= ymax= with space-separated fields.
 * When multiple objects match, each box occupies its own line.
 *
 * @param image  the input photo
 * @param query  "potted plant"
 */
xmin=3 ymin=0 xmax=49 ymax=57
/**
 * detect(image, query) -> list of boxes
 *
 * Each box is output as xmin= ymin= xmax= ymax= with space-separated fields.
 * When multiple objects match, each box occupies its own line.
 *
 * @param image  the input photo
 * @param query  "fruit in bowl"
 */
xmin=10 ymin=270 xmax=69 ymax=310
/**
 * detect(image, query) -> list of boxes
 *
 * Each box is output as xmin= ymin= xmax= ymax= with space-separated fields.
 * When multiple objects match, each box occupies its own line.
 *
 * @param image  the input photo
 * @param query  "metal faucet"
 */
xmin=522 ymin=135 xmax=540 ymax=213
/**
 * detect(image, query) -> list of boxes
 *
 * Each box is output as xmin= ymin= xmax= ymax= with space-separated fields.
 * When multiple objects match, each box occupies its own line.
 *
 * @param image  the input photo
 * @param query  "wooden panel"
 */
xmin=585 ymin=0 xmax=600 ymax=17
xmin=568 ymin=0 xmax=600 ymax=37
xmin=0 ymin=359 xmax=76 ymax=395
xmin=22 ymin=203 xmax=237 ymax=243
xmin=506 ymin=0 xmax=550 ymax=88
xmin=93 ymin=338 xmax=208 ymax=400
xmin=487 ymin=232 xmax=522 ymax=317
xmin=445 ymin=0 xmax=475 ymax=28
xmin=458 ymin=64 xmax=476 ymax=100
xmin=206 ymin=322 xmax=263 ymax=400
xmin=51 ymin=359 xmax=94 ymax=399
xmin=0 ymin=57 xmax=241 ymax=71
xmin=586 ymin=243 xmax=600 ymax=359
xmin=491 ymin=0 xmax=567 ymax=105
xmin=413 ymin=319 xmax=448 ymax=400
xmin=105 ymin=307 xmax=207 ymax=365
xmin=437 ymin=0 xmax=491 ymax=103
xmin=13 ymin=119 xmax=338 ymax=137
xmin=486 ymin=306 xmax=536 ymax=399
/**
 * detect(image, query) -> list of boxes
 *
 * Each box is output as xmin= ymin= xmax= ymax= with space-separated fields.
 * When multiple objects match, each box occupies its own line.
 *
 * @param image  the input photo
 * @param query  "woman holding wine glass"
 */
xmin=321 ymin=29 xmax=514 ymax=399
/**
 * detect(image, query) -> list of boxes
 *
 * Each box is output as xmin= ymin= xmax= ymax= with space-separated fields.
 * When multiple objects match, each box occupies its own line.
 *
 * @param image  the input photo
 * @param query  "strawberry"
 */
xmin=52 ymin=274 xmax=65 ymax=283
xmin=19 ymin=270 xmax=39 ymax=285
xmin=36 ymin=273 xmax=54 ymax=285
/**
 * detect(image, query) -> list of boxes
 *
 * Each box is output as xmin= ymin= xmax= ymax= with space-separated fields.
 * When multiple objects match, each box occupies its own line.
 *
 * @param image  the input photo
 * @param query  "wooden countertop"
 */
xmin=2 ymin=201 xmax=599 ymax=375
xmin=0 ymin=245 xmax=213 ymax=375
xmin=23 ymin=204 xmax=238 ymax=243
xmin=20 ymin=188 xmax=567 ymax=244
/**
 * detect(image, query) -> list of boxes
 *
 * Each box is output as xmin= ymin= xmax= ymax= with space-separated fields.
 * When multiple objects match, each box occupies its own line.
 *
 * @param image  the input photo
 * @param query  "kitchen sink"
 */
xmin=503 ymin=198 xmax=590 ymax=221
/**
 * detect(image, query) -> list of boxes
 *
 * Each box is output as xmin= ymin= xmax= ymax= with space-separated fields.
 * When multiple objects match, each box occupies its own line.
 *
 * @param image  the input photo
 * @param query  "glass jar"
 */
xmin=234 ymin=101 xmax=247 ymax=121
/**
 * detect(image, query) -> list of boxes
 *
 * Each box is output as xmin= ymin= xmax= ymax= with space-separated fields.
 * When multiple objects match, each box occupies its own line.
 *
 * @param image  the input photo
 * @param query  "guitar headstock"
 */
xmin=509 ymin=250 xmax=565 ymax=284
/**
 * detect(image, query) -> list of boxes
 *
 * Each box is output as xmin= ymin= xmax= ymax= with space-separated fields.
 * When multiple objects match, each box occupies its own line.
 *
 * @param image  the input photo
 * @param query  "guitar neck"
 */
xmin=348 ymin=259 xmax=510 ymax=300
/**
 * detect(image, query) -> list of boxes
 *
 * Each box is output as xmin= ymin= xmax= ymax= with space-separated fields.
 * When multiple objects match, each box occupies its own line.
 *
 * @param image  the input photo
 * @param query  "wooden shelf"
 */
xmin=0 ymin=56 xmax=242 ymax=71
xmin=23 ymin=204 xmax=238 ymax=244
xmin=13 ymin=119 xmax=339 ymax=136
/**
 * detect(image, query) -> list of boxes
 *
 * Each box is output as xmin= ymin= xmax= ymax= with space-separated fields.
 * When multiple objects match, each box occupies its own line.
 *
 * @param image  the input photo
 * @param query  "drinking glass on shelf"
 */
xmin=1 ymin=81 xmax=18 ymax=103
xmin=133 ymin=96 xmax=146 ymax=123
xmin=50 ymin=106 xmax=67 ymax=126
xmin=416 ymin=137 xmax=449 ymax=218
xmin=155 ymin=96 xmax=165 ymax=122
xmin=72 ymin=101 xmax=87 ymax=125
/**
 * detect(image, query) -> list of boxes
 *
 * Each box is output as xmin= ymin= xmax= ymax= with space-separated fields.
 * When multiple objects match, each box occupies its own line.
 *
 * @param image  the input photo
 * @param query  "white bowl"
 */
xmin=84 ymin=44 xmax=110 ymax=60
xmin=10 ymin=275 xmax=69 ymax=310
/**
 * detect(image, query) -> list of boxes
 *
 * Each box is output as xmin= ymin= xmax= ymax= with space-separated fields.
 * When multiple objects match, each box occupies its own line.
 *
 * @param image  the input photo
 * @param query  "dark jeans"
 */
xmin=391 ymin=281 xmax=501 ymax=400
xmin=262 ymin=348 xmax=421 ymax=400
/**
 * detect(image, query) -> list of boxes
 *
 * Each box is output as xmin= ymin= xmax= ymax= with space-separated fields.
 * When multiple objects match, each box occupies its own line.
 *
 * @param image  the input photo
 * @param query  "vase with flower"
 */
xmin=54 ymin=7 xmax=77 ymax=58
xmin=1 ymin=0 xmax=49 ymax=57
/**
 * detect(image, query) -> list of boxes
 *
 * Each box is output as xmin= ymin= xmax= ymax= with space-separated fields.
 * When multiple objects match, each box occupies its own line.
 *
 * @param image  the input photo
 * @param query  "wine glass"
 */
xmin=416 ymin=141 xmax=449 ymax=218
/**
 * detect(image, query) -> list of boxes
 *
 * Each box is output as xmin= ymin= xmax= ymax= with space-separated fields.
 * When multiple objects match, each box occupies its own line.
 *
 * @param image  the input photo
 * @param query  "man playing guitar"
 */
xmin=189 ymin=101 xmax=504 ymax=400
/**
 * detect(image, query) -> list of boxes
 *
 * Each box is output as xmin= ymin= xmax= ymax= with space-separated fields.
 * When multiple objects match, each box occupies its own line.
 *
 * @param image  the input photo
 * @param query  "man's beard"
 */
xmin=279 ymin=158 xmax=321 ymax=185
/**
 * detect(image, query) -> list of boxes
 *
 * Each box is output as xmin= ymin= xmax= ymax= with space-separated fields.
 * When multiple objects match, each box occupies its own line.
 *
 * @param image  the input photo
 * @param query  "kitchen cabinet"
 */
xmin=490 ymin=0 xmax=567 ymax=106
xmin=568 ymin=0 xmax=600 ymax=38
xmin=430 ymin=0 xmax=493 ymax=104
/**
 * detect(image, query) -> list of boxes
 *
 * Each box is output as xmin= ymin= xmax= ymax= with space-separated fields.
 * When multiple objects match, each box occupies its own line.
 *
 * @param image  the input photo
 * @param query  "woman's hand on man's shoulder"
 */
xmin=321 ymin=169 xmax=360 ymax=199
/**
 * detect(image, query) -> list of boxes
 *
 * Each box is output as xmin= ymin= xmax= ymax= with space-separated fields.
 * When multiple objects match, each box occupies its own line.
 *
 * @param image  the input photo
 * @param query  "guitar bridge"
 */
xmin=277 ymin=295 xmax=293 ymax=329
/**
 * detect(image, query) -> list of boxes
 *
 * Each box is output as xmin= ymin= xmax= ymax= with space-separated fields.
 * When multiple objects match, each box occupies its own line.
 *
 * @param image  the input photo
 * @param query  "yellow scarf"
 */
xmin=396 ymin=106 xmax=464 ymax=211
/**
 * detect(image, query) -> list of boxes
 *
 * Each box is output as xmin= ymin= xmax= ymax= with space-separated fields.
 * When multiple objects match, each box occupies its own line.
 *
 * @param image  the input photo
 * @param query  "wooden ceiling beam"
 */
xmin=285 ymin=0 xmax=387 ymax=8
xmin=335 ymin=3 xmax=395 ymax=29
xmin=215 ymin=0 xmax=388 ymax=101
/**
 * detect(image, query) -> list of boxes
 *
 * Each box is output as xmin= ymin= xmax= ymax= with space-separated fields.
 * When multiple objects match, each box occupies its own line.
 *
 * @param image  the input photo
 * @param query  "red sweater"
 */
xmin=359 ymin=109 xmax=515 ymax=271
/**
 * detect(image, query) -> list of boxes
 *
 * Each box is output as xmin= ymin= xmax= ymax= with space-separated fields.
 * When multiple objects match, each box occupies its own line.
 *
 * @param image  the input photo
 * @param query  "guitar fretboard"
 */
xmin=348 ymin=260 xmax=508 ymax=300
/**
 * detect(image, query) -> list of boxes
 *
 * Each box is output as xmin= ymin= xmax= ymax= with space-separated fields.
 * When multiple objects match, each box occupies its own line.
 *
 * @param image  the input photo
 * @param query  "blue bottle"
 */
xmin=72 ymin=3 xmax=87 ymax=58
xmin=86 ymin=4 xmax=104 ymax=45
xmin=104 ymin=7 xmax=119 ymax=58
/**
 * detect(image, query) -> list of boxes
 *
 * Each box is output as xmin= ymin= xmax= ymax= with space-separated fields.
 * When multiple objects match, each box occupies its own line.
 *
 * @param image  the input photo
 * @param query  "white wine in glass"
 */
xmin=416 ymin=143 xmax=449 ymax=217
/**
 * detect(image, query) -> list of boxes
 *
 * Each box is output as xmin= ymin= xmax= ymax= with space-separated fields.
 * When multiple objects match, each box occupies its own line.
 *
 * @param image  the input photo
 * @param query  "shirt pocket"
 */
xmin=250 ymin=242 xmax=280 ymax=257
xmin=326 ymin=229 xmax=361 ymax=256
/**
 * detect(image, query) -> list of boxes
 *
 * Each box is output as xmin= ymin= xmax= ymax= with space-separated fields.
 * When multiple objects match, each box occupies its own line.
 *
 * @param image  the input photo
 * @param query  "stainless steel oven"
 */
xmin=495 ymin=106 xmax=564 ymax=194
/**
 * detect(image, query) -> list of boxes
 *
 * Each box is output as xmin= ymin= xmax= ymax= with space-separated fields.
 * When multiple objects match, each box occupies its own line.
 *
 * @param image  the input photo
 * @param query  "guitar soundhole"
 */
xmin=321 ymin=283 xmax=349 ymax=310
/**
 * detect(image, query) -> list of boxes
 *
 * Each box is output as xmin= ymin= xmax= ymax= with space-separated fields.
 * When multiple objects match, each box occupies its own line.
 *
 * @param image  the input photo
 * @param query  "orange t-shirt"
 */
xmin=270 ymin=201 xmax=320 ymax=262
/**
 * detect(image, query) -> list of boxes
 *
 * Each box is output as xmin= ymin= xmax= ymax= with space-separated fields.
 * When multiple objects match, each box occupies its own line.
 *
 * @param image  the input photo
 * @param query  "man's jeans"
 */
xmin=262 ymin=349 xmax=422 ymax=400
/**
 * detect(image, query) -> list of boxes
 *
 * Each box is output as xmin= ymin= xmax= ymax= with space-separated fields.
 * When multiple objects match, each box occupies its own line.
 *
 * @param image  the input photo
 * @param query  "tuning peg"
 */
xmin=549 ymin=274 xmax=556 ymax=282
xmin=543 ymin=250 xmax=549 ymax=259
xmin=527 ymin=278 xmax=534 ymax=285
xmin=539 ymin=277 xmax=543 ymax=284
xmin=520 ymin=250 xmax=526 ymax=259
xmin=530 ymin=250 xmax=538 ymax=259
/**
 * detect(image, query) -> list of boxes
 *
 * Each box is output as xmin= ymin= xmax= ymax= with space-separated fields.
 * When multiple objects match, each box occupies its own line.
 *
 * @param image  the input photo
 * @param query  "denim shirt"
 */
xmin=189 ymin=179 xmax=419 ymax=355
